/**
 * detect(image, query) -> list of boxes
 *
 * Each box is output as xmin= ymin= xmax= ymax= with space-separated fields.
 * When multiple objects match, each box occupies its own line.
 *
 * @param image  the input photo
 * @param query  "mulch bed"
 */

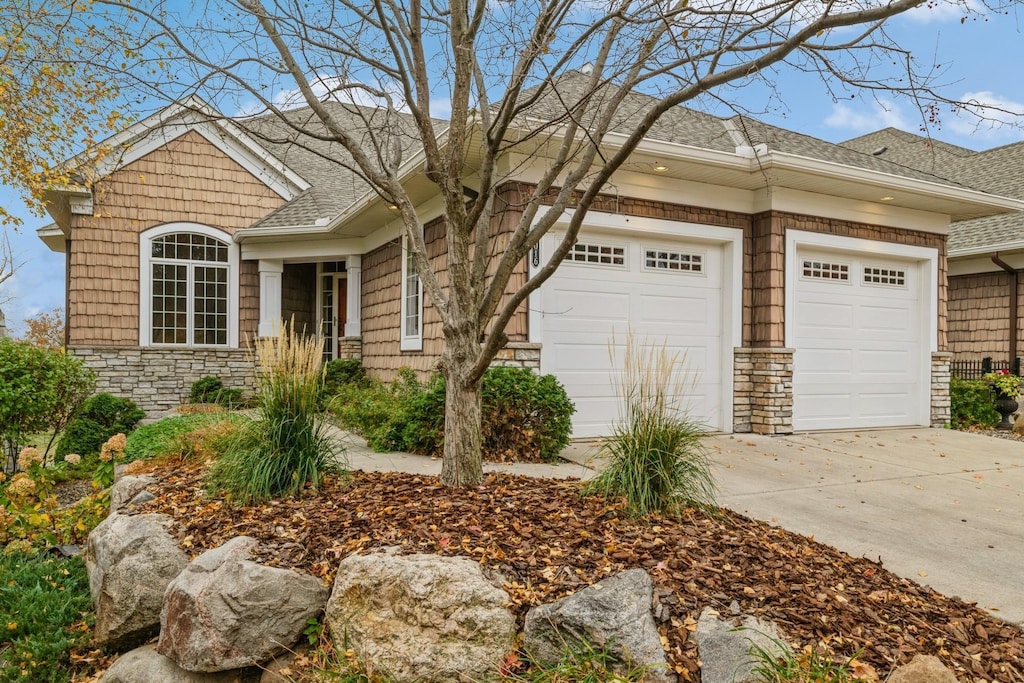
xmin=130 ymin=462 xmax=1023 ymax=682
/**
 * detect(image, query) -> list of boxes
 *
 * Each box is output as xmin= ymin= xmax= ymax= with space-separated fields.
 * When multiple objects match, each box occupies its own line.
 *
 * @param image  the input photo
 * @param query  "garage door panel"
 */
xmin=858 ymin=349 xmax=912 ymax=374
xmin=797 ymin=348 xmax=854 ymax=373
xmin=637 ymin=294 xmax=712 ymax=326
xmin=796 ymin=300 xmax=854 ymax=328
xmin=793 ymin=248 xmax=924 ymax=431
xmin=544 ymin=233 xmax=726 ymax=438
xmin=549 ymin=289 xmax=630 ymax=323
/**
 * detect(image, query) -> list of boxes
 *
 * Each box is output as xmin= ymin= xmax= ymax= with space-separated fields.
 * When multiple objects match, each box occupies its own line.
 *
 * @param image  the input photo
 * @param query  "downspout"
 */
xmin=992 ymin=253 xmax=1019 ymax=368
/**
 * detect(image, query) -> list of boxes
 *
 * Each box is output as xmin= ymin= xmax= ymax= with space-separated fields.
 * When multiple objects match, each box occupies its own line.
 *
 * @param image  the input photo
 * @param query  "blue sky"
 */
xmin=1 ymin=3 xmax=1022 ymax=335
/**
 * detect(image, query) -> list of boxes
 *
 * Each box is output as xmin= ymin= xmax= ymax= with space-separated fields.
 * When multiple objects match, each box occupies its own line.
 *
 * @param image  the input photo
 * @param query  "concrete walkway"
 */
xmin=337 ymin=426 xmax=1024 ymax=625
xmin=339 ymin=431 xmax=599 ymax=480
xmin=709 ymin=428 xmax=1024 ymax=625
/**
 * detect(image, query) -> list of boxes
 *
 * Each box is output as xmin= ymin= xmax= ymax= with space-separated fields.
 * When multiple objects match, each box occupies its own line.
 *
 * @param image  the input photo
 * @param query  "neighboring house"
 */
xmin=37 ymin=89 xmax=1023 ymax=437
xmin=842 ymin=129 xmax=1024 ymax=371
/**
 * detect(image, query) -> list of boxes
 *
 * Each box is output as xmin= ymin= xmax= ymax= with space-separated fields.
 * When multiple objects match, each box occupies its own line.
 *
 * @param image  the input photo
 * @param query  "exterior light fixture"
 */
xmin=653 ymin=163 xmax=669 ymax=172
xmin=879 ymin=195 xmax=895 ymax=202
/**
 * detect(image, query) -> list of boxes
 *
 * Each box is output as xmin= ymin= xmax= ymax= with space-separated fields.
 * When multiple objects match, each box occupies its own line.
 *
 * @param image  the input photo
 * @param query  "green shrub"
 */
xmin=950 ymin=377 xmax=1000 ymax=429
xmin=583 ymin=337 xmax=716 ymax=517
xmin=323 ymin=358 xmax=369 ymax=395
xmin=332 ymin=366 xmax=574 ymax=463
xmin=0 ymin=340 xmax=95 ymax=466
xmin=55 ymin=393 xmax=144 ymax=459
xmin=125 ymin=413 xmax=242 ymax=462
xmin=330 ymin=368 xmax=423 ymax=452
xmin=209 ymin=326 xmax=343 ymax=504
xmin=401 ymin=368 xmax=574 ymax=463
xmin=188 ymin=376 xmax=245 ymax=408
xmin=0 ymin=552 xmax=93 ymax=683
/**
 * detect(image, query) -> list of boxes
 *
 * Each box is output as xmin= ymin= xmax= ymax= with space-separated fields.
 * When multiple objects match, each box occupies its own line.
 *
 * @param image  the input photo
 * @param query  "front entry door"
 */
xmin=320 ymin=273 xmax=348 ymax=360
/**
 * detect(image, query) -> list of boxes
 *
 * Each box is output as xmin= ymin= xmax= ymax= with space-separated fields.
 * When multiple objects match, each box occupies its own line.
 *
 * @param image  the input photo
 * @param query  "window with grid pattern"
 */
xmin=802 ymin=260 xmax=849 ymax=281
xmin=644 ymin=249 xmax=703 ymax=273
xmin=403 ymin=242 xmax=422 ymax=340
xmin=565 ymin=242 xmax=626 ymax=266
xmin=863 ymin=266 xmax=906 ymax=287
xmin=149 ymin=233 xmax=230 ymax=346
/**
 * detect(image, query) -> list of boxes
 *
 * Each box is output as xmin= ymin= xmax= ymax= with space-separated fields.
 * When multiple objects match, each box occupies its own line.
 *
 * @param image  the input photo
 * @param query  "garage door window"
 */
xmin=863 ymin=266 xmax=906 ymax=287
xmin=802 ymin=259 xmax=849 ymax=281
xmin=644 ymin=248 xmax=703 ymax=274
xmin=565 ymin=242 xmax=626 ymax=267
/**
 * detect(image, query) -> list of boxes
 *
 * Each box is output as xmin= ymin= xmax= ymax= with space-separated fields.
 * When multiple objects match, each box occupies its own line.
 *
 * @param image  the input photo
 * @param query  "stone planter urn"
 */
xmin=994 ymin=390 xmax=1019 ymax=431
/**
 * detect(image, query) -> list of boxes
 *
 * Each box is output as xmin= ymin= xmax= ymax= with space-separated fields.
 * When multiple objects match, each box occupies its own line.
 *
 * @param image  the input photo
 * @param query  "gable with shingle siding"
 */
xmin=67 ymin=130 xmax=285 ymax=346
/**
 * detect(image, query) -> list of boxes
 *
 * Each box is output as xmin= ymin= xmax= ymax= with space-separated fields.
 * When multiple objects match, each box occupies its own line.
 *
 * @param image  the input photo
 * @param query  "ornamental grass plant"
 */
xmin=584 ymin=334 xmax=716 ymax=517
xmin=210 ymin=323 xmax=343 ymax=504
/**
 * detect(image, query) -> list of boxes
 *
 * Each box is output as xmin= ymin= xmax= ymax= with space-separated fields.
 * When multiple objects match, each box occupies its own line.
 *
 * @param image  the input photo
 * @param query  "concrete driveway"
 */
xmin=709 ymin=428 xmax=1024 ymax=625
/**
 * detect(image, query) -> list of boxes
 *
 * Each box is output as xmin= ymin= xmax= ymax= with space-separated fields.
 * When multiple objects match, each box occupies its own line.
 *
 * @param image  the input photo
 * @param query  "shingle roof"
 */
xmin=840 ymin=129 xmax=1024 ymax=252
xmin=237 ymin=102 xmax=428 ymax=229
xmin=231 ymin=76 xmax=1009 ymax=234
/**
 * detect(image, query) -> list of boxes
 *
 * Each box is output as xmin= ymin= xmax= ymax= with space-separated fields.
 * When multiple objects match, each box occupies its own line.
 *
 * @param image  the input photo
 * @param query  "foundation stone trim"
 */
xmin=490 ymin=342 xmax=542 ymax=371
xmin=71 ymin=346 xmax=254 ymax=417
xmin=734 ymin=347 xmax=794 ymax=435
xmin=931 ymin=351 xmax=952 ymax=428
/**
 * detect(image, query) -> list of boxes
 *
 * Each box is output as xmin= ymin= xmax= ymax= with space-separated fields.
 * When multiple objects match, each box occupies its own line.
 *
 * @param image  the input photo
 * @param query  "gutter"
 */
xmin=992 ymin=252 xmax=1019 ymax=366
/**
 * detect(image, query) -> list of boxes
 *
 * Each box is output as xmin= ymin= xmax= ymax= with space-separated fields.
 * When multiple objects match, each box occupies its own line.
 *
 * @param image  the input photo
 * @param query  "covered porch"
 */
xmin=254 ymin=255 xmax=363 ymax=360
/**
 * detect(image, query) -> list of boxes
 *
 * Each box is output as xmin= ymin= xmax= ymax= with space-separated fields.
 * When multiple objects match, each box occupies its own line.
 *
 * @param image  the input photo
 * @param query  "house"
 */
xmin=841 ymin=129 xmax=1024 ymax=372
xmin=36 ymin=88 xmax=1024 ymax=437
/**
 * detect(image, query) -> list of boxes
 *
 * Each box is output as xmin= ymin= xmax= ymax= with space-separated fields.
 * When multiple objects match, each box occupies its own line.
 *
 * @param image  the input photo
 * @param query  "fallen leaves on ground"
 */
xmin=131 ymin=463 xmax=1023 ymax=683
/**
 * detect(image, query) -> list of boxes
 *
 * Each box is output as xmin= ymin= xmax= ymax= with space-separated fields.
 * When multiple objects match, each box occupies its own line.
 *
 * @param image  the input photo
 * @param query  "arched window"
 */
xmin=139 ymin=224 xmax=239 ymax=347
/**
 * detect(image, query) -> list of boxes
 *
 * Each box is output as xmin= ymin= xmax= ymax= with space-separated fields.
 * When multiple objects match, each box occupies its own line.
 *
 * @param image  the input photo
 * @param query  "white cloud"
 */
xmin=236 ymin=75 xmax=413 ymax=118
xmin=824 ymin=99 xmax=913 ymax=133
xmin=904 ymin=0 xmax=987 ymax=23
xmin=947 ymin=90 xmax=1024 ymax=142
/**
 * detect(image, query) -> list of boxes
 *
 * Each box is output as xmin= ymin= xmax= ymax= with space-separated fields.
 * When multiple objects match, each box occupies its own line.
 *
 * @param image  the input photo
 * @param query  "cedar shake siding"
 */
xmin=360 ymin=208 xmax=531 ymax=380
xmin=67 ymin=130 xmax=285 ymax=346
xmin=948 ymin=272 xmax=1022 ymax=362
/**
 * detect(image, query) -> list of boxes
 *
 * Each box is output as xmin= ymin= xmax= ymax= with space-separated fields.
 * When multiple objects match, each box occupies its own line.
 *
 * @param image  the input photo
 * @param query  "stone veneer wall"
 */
xmin=71 ymin=347 xmax=254 ymax=416
xmin=490 ymin=342 xmax=541 ymax=370
xmin=733 ymin=348 xmax=794 ymax=435
xmin=931 ymin=352 xmax=952 ymax=428
xmin=336 ymin=337 xmax=363 ymax=360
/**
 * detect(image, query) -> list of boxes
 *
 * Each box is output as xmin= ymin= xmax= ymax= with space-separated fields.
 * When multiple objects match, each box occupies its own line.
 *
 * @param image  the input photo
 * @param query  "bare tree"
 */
xmin=90 ymin=0 xmax=1009 ymax=486
xmin=0 ymin=233 xmax=20 ymax=338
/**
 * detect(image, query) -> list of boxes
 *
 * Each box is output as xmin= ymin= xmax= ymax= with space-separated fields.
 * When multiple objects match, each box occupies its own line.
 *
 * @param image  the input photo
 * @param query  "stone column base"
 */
xmin=491 ymin=342 xmax=542 ymax=371
xmin=734 ymin=348 xmax=794 ymax=435
xmin=336 ymin=336 xmax=362 ymax=360
xmin=931 ymin=352 xmax=952 ymax=428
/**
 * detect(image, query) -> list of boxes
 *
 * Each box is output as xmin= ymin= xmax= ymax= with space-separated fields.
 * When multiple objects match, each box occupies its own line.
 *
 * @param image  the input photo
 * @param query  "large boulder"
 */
xmin=523 ymin=568 xmax=674 ymax=682
xmin=888 ymin=655 xmax=962 ymax=683
xmin=158 ymin=537 xmax=328 ymax=672
xmin=101 ymin=645 xmax=247 ymax=683
xmin=324 ymin=550 xmax=516 ymax=682
xmin=85 ymin=512 xmax=188 ymax=649
xmin=109 ymin=475 xmax=157 ymax=513
xmin=694 ymin=607 xmax=790 ymax=683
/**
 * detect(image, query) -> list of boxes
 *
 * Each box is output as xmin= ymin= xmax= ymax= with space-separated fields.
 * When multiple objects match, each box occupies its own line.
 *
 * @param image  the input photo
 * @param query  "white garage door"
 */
xmin=792 ymin=249 xmax=925 ymax=431
xmin=540 ymin=233 xmax=725 ymax=438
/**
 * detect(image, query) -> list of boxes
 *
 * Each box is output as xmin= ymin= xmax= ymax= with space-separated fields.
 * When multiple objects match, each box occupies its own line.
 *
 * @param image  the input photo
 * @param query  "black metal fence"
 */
xmin=950 ymin=356 xmax=1022 ymax=380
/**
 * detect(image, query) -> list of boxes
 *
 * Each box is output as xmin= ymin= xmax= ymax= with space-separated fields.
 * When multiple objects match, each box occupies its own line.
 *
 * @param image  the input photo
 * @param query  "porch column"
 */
xmin=257 ymin=259 xmax=283 ymax=337
xmin=345 ymin=255 xmax=362 ymax=337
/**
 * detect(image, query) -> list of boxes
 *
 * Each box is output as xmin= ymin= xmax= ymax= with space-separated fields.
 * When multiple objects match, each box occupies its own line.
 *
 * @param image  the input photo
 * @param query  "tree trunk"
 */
xmin=440 ymin=327 xmax=485 ymax=487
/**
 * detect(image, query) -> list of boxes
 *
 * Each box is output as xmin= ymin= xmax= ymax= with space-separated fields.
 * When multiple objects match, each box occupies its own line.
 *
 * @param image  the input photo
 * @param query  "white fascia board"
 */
xmin=949 ymin=241 xmax=1024 ymax=259
xmin=65 ymin=95 xmax=309 ymax=201
xmin=756 ymin=187 xmax=951 ymax=234
xmin=766 ymin=150 xmax=1024 ymax=215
